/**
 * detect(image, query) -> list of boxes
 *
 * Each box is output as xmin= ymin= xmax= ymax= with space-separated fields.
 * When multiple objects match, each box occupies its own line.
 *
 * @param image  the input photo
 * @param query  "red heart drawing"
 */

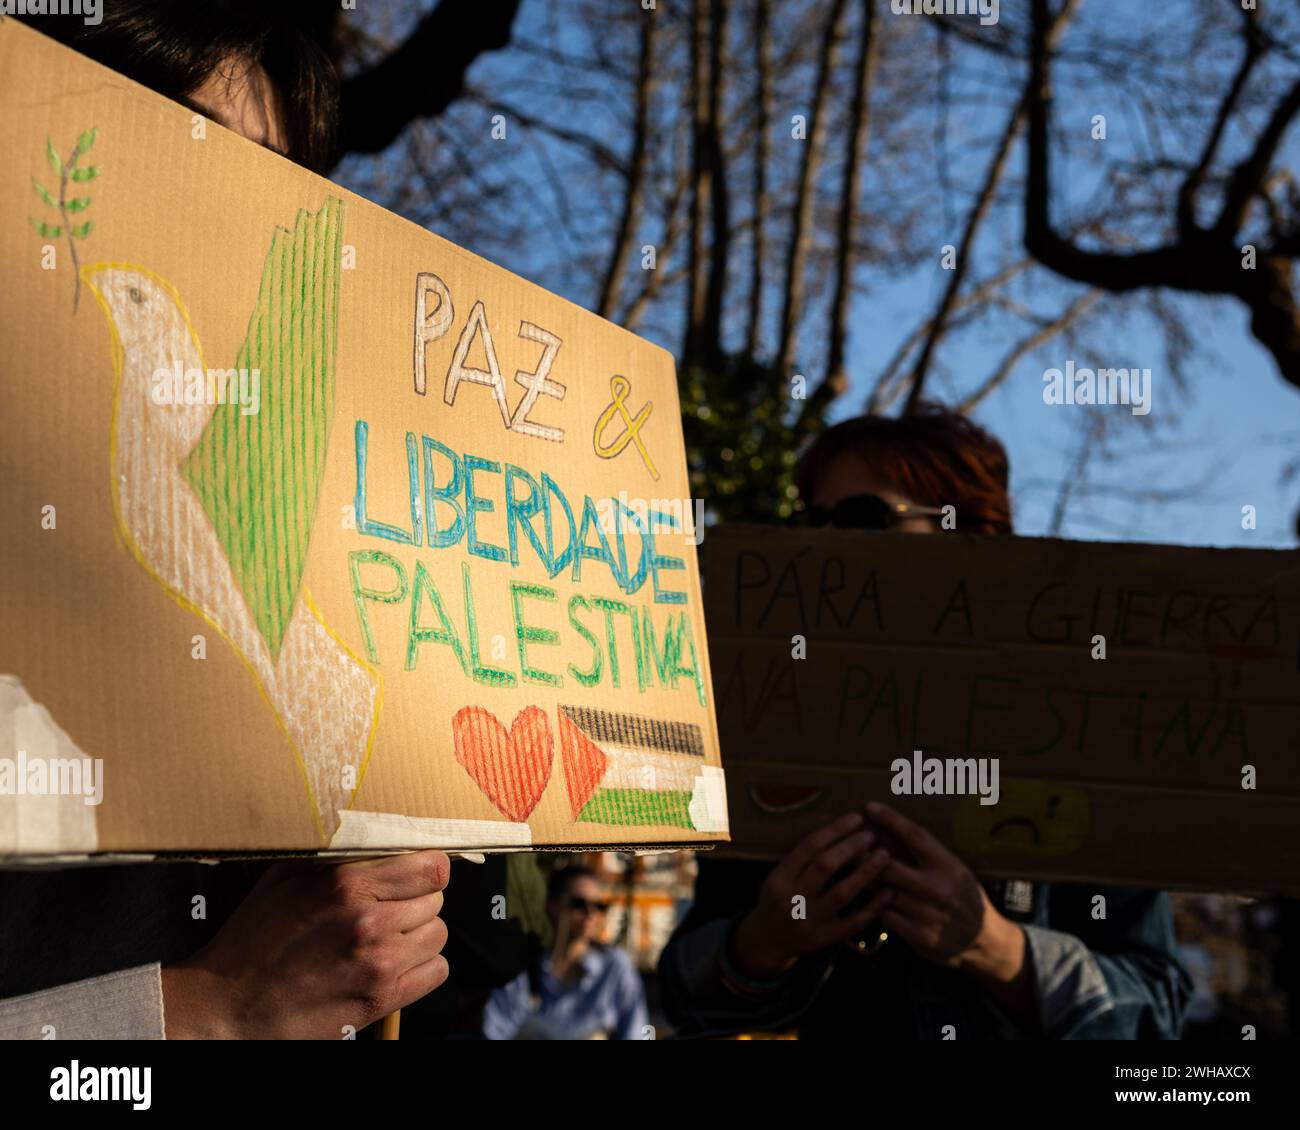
xmin=452 ymin=705 xmax=554 ymax=822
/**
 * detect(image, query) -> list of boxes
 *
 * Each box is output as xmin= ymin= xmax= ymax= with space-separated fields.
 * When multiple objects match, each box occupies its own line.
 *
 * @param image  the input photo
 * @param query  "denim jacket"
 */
xmin=658 ymin=860 xmax=1192 ymax=1040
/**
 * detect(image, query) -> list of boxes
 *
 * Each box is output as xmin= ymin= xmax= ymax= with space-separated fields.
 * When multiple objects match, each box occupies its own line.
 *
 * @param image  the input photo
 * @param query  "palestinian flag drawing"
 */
xmin=558 ymin=706 xmax=705 ymax=829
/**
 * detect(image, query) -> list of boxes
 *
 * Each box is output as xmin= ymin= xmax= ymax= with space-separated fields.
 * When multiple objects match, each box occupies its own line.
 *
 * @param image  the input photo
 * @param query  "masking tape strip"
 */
xmin=0 ymin=676 xmax=100 ymax=855
xmin=328 ymin=809 xmax=533 ymax=850
xmin=688 ymin=766 xmax=729 ymax=834
xmin=0 ymin=854 xmax=156 ymax=868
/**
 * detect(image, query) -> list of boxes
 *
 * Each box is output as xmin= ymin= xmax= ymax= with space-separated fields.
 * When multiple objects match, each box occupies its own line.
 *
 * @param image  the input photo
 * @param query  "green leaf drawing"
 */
xmin=32 ymin=127 xmax=100 ymax=313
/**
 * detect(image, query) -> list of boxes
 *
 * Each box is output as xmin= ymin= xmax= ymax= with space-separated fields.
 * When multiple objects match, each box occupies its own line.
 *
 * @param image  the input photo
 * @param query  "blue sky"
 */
xmin=339 ymin=0 xmax=1300 ymax=551
xmin=855 ymin=241 xmax=1300 ymax=550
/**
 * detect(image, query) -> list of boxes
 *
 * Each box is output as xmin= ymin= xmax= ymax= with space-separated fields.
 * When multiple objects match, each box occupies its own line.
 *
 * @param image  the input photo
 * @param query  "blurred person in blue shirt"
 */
xmin=483 ymin=866 xmax=649 ymax=1040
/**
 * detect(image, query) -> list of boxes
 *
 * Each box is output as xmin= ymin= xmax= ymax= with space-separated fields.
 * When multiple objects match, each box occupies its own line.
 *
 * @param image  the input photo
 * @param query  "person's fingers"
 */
xmin=812 ymin=885 xmax=895 ymax=949
xmin=343 ymin=850 xmax=451 ymax=900
xmin=879 ymin=857 xmax=932 ymax=896
xmin=392 ymin=890 xmax=444 ymax=933
xmin=887 ymin=890 xmax=945 ymax=926
xmin=850 ymin=886 xmax=895 ymax=931
xmin=392 ymin=917 xmax=449 ymax=974
xmin=780 ymin=812 xmax=866 ymax=880
xmin=866 ymin=802 xmax=946 ymax=864
xmin=824 ymin=848 xmax=891 ymax=913
xmin=799 ymin=830 xmax=876 ymax=892
xmin=394 ymin=954 xmax=450 ymax=1009
xmin=880 ymin=908 xmax=934 ymax=952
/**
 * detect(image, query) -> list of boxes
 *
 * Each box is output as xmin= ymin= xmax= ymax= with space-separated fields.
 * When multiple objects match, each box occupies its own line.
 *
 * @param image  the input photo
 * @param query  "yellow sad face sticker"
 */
xmin=954 ymin=779 xmax=1089 ymax=857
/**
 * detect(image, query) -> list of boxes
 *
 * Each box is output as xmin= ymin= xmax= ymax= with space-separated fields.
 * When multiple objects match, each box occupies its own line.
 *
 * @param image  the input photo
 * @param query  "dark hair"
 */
xmin=795 ymin=403 xmax=1014 ymax=535
xmin=548 ymin=865 xmax=599 ymax=903
xmin=17 ymin=1 xmax=340 ymax=171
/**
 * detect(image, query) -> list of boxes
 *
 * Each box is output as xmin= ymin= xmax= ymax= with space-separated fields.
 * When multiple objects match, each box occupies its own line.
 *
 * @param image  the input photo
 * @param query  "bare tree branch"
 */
xmin=1025 ymin=0 xmax=1300 ymax=391
xmin=1047 ymin=410 xmax=1106 ymax=537
xmin=802 ymin=0 xmax=879 ymax=433
xmin=465 ymin=89 xmax=628 ymax=176
xmin=598 ymin=10 xmax=658 ymax=318
xmin=775 ymin=0 xmax=851 ymax=377
xmin=865 ymin=258 xmax=1033 ymax=412
xmin=746 ymin=0 xmax=772 ymax=357
xmin=1178 ymin=5 xmax=1264 ymax=236
xmin=958 ymin=289 xmax=1103 ymax=412
xmin=622 ymin=174 xmax=691 ymax=331
xmin=684 ymin=0 xmax=711 ymax=362
xmin=905 ymin=0 xmax=1082 ymax=414
xmin=339 ymin=0 xmax=522 ymax=157
xmin=701 ymin=0 xmax=732 ymax=359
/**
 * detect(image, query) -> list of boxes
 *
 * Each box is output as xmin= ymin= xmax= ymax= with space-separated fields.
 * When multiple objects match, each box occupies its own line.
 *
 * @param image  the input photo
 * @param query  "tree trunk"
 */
xmin=338 ymin=0 xmax=522 ymax=160
xmin=745 ymin=0 xmax=772 ymax=358
xmin=683 ymin=0 xmax=712 ymax=365
xmin=806 ymin=0 xmax=877 ymax=432
xmin=598 ymin=10 xmax=657 ymax=320
xmin=776 ymin=0 xmax=850 ymax=379
xmin=700 ymin=0 xmax=731 ymax=362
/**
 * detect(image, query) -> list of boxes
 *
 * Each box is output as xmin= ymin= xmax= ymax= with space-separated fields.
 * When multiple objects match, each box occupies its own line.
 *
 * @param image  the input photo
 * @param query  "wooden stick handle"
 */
xmin=379 ymin=1010 xmax=401 ymax=1040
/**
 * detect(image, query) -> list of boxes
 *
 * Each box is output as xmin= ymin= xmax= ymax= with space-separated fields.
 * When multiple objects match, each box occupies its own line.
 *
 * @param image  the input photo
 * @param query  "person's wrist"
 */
xmin=731 ymin=909 xmax=798 ymax=981
xmin=160 ymin=958 xmax=244 ymax=1039
xmin=955 ymin=903 xmax=1025 ymax=984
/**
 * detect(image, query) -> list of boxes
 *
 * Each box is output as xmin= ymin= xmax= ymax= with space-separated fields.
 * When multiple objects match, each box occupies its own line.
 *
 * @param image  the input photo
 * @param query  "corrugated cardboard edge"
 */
xmin=0 ymin=845 xmax=717 ymax=867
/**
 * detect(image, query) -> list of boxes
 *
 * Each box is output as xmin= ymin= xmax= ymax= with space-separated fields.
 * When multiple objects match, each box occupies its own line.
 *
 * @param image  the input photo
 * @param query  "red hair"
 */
xmin=794 ymin=403 xmax=1013 ymax=535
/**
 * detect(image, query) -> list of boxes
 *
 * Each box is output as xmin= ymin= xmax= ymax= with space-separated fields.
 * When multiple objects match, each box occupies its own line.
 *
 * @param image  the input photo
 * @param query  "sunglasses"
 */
xmin=796 ymin=493 xmax=946 ymax=531
xmin=567 ymin=896 xmax=611 ymax=914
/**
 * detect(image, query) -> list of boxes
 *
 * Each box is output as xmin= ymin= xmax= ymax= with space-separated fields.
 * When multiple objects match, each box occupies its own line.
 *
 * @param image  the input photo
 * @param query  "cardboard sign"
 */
xmin=704 ymin=523 xmax=1300 ymax=895
xmin=0 ymin=23 xmax=726 ymax=857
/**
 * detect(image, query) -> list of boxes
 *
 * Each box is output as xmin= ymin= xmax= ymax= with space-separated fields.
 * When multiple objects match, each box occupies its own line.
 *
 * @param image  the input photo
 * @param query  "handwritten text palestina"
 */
xmin=347 ymin=420 xmax=706 ymax=706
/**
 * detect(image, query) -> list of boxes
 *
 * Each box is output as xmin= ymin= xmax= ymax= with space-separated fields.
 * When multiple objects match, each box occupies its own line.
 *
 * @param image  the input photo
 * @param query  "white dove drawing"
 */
xmin=81 ymin=206 xmax=378 ymax=845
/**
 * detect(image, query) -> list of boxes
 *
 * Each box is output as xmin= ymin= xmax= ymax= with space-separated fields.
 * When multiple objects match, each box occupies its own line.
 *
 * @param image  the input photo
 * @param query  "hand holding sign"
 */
xmin=161 ymin=851 xmax=450 ymax=1039
xmin=730 ymin=812 xmax=893 ymax=981
xmin=866 ymin=802 xmax=988 ymax=963
xmin=867 ymin=801 xmax=1035 ymax=1023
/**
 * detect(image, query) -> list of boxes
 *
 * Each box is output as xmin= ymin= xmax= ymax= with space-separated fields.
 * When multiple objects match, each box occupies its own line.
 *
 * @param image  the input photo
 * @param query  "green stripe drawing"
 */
xmin=578 ymin=787 xmax=696 ymax=830
xmin=181 ymin=198 xmax=345 ymax=658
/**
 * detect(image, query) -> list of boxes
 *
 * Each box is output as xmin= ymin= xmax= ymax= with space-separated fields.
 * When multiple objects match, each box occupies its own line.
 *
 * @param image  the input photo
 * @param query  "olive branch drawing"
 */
xmin=30 ymin=128 xmax=99 ymax=313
